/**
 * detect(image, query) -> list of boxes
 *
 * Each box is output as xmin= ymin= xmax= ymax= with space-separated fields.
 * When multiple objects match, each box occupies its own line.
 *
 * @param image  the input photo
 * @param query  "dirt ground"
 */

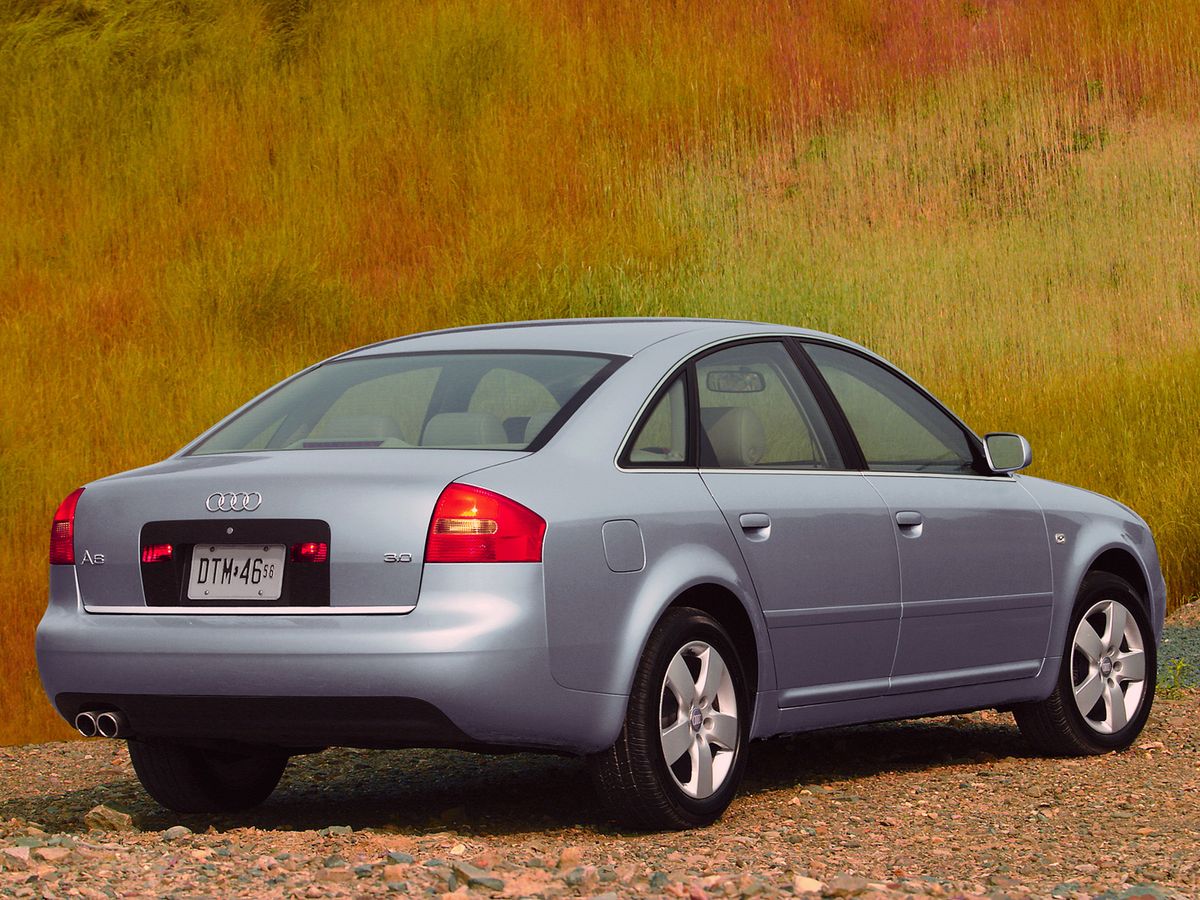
xmin=2 ymin=612 xmax=1197 ymax=899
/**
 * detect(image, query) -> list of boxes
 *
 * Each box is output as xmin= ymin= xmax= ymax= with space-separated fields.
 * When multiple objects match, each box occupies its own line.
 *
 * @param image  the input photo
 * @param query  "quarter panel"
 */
xmin=460 ymin=470 xmax=772 ymax=704
xmin=538 ymin=468 xmax=767 ymax=696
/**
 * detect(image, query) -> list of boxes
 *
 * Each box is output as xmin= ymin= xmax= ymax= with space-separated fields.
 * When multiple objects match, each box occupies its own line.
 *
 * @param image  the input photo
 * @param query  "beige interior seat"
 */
xmin=421 ymin=412 xmax=507 ymax=447
xmin=701 ymin=406 xmax=766 ymax=467
xmin=311 ymin=414 xmax=403 ymax=442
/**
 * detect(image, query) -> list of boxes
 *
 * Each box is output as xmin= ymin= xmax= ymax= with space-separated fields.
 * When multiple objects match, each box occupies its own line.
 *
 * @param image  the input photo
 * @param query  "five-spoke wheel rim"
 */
xmin=659 ymin=640 xmax=739 ymax=799
xmin=1071 ymin=599 xmax=1147 ymax=734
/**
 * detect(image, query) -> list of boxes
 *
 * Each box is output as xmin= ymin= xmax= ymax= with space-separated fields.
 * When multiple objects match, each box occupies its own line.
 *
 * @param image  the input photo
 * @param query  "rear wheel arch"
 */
xmin=610 ymin=577 xmax=767 ymax=732
xmin=665 ymin=583 xmax=760 ymax=702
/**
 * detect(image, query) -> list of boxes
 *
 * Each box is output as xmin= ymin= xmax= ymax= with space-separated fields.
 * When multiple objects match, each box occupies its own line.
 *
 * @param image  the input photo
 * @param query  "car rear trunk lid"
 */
xmin=72 ymin=449 xmax=523 ymax=612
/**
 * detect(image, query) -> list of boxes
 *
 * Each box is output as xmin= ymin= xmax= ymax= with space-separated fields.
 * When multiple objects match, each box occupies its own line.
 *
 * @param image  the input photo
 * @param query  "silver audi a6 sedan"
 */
xmin=38 ymin=318 xmax=1165 ymax=828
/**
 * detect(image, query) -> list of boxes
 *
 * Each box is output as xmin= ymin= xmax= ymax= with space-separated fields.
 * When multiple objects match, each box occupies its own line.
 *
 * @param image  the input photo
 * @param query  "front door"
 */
xmin=803 ymin=342 xmax=1054 ymax=694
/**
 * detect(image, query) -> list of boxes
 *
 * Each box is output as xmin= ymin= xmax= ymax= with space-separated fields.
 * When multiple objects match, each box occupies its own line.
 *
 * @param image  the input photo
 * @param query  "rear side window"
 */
xmin=625 ymin=375 xmax=688 ymax=465
xmin=695 ymin=342 xmax=843 ymax=469
xmin=805 ymin=343 xmax=979 ymax=474
xmin=189 ymin=352 xmax=618 ymax=454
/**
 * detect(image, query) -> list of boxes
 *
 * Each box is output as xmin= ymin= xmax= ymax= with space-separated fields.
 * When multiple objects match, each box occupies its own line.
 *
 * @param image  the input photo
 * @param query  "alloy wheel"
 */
xmin=1071 ymin=598 xmax=1147 ymax=734
xmin=658 ymin=640 xmax=739 ymax=799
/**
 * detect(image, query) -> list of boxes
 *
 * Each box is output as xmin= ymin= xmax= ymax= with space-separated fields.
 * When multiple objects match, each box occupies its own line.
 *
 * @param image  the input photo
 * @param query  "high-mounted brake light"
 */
xmin=49 ymin=487 xmax=85 ymax=566
xmin=291 ymin=541 xmax=329 ymax=563
xmin=426 ymin=484 xmax=546 ymax=563
xmin=141 ymin=544 xmax=174 ymax=564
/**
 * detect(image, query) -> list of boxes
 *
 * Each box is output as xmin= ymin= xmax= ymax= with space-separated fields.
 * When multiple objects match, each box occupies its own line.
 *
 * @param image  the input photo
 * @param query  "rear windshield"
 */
xmin=188 ymin=351 xmax=620 ymax=455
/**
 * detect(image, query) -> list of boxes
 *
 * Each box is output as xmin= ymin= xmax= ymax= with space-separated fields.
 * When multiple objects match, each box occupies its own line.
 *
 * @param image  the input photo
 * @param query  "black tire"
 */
xmin=1014 ymin=572 xmax=1156 ymax=756
xmin=127 ymin=739 xmax=288 ymax=813
xmin=589 ymin=607 xmax=750 ymax=830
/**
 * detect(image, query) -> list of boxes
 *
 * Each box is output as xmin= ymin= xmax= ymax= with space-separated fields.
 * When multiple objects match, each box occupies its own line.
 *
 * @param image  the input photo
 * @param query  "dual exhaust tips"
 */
xmin=74 ymin=710 xmax=127 ymax=739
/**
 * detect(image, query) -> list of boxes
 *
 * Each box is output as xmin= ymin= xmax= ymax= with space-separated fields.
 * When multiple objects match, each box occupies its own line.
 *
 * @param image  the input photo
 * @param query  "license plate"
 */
xmin=187 ymin=544 xmax=286 ymax=601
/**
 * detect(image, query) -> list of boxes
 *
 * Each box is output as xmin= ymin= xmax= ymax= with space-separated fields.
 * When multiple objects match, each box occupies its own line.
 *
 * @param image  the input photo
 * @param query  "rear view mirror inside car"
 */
xmin=706 ymin=370 xmax=765 ymax=393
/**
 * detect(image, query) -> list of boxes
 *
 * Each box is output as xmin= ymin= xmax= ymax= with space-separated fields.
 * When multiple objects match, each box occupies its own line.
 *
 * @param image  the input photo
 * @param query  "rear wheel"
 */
xmin=1015 ymin=572 xmax=1155 ymax=755
xmin=589 ymin=607 xmax=749 ymax=830
xmin=127 ymin=739 xmax=288 ymax=813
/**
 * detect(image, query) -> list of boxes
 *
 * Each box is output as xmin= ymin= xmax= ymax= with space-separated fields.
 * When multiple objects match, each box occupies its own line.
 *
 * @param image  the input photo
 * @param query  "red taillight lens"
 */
xmin=141 ymin=544 xmax=173 ymax=564
xmin=49 ymin=487 xmax=85 ymax=565
xmin=426 ymin=483 xmax=546 ymax=563
xmin=291 ymin=541 xmax=329 ymax=563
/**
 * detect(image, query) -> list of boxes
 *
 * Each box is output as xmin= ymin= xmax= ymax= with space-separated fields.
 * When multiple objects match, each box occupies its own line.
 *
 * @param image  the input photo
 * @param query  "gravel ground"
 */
xmin=2 ymin=607 xmax=1197 ymax=900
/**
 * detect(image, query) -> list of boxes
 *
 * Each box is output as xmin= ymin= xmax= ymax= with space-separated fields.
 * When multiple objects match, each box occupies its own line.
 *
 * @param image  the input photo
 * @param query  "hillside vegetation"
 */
xmin=2 ymin=0 xmax=1198 ymax=744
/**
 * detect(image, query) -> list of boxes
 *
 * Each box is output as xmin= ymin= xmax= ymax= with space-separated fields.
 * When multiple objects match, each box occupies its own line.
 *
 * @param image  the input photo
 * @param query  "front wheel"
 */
xmin=1015 ymin=572 xmax=1156 ymax=755
xmin=127 ymin=739 xmax=288 ymax=813
xmin=589 ymin=607 xmax=749 ymax=830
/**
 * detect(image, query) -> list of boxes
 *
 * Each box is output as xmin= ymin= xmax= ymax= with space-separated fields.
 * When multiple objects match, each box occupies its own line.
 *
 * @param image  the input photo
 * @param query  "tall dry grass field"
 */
xmin=2 ymin=0 xmax=1198 ymax=745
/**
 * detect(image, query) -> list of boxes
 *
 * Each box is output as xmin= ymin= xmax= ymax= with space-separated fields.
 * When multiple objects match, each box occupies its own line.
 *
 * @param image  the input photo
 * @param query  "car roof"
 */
xmin=337 ymin=317 xmax=839 ymax=359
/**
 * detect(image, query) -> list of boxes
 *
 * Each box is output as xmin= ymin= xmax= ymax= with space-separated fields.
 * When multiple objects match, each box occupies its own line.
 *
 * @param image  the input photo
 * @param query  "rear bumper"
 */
xmin=53 ymin=694 xmax=476 ymax=749
xmin=36 ymin=565 xmax=627 ymax=754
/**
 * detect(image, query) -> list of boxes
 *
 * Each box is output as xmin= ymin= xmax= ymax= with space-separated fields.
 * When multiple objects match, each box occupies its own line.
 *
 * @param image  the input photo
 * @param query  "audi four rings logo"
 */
xmin=205 ymin=491 xmax=263 ymax=512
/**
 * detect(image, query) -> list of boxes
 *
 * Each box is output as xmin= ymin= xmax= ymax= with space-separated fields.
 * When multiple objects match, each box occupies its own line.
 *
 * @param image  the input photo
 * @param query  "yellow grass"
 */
xmin=2 ymin=0 xmax=1198 ymax=744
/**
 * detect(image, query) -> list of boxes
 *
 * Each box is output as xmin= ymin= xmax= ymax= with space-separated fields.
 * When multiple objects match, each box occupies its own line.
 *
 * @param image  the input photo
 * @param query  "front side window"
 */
xmin=805 ymin=343 xmax=979 ymax=474
xmin=189 ymin=352 xmax=617 ymax=454
xmin=695 ymin=342 xmax=843 ymax=469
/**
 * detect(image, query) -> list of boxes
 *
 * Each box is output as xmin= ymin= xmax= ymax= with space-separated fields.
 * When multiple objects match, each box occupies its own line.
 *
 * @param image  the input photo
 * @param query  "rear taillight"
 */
xmin=141 ymin=544 xmax=173 ymax=563
xmin=291 ymin=541 xmax=329 ymax=563
xmin=425 ymin=483 xmax=546 ymax=563
xmin=49 ymin=487 xmax=85 ymax=565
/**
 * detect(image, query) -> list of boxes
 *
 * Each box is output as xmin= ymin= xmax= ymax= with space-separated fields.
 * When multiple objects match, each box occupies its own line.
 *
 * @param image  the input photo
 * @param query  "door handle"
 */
xmin=739 ymin=513 xmax=771 ymax=530
xmin=738 ymin=513 xmax=771 ymax=542
xmin=895 ymin=510 xmax=923 ymax=538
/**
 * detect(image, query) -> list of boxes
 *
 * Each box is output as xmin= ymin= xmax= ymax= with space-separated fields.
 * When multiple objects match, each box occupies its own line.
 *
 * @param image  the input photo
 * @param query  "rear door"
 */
xmin=802 ymin=342 xmax=1054 ymax=694
xmin=692 ymin=341 xmax=903 ymax=706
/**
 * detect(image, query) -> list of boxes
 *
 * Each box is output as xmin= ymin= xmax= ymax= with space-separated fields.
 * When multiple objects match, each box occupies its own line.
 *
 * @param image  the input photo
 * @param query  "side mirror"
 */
xmin=983 ymin=432 xmax=1032 ymax=474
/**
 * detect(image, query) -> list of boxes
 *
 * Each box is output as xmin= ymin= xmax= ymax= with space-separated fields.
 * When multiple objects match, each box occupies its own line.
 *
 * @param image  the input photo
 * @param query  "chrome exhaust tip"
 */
xmin=74 ymin=711 xmax=99 ymax=738
xmin=95 ymin=711 xmax=126 ymax=739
